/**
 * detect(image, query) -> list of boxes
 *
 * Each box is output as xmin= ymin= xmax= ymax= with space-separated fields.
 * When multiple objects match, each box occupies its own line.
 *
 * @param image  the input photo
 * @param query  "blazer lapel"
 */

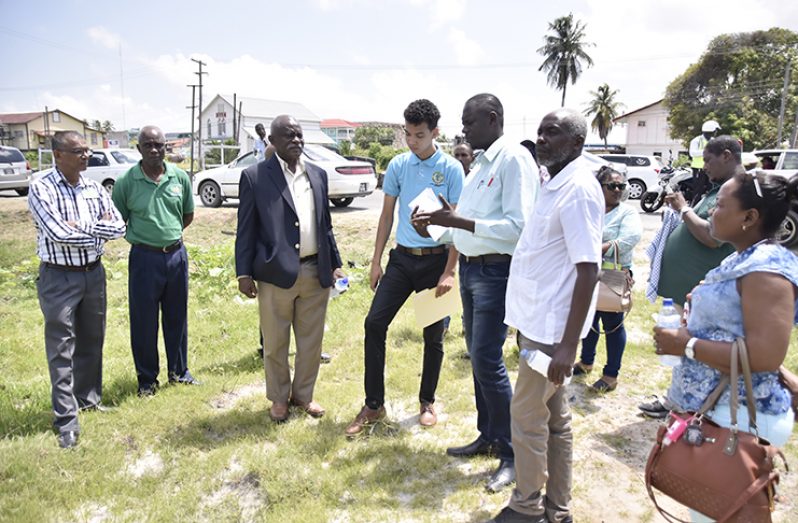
xmin=264 ymin=156 xmax=297 ymax=216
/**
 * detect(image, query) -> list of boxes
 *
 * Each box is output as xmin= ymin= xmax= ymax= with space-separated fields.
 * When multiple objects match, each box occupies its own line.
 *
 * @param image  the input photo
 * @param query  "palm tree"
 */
xmin=584 ymin=84 xmax=623 ymax=146
xmin=537 ymin=13 xmax=595 ymax=107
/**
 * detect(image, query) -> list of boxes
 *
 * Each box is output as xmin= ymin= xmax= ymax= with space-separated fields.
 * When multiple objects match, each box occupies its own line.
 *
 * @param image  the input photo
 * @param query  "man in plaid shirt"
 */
xmin=28 ymin=130 xmax=126 ymax=449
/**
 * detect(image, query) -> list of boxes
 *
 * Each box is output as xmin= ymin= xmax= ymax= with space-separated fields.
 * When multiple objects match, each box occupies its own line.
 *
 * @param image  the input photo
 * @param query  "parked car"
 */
xmin=752 ymin=149 xmax=798 ymax=248
xmin=581 ymin=151 xmax=628 ymax=177
xmin=0 ymin=145 xmax=32 ymax=196
xmin=84 ymin=148 xmax=141 ymax=193
xmin=193 ymin=144 xmax=377 ymax=208
xmin=598 ymin=154 xmax=663 ymax=200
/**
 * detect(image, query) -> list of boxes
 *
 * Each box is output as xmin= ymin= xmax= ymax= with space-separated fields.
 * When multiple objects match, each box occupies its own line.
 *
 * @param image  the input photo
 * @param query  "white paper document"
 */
xmin=413 ymin=279 xmax=461 ymax=328
xmin=407 ymin=187 xmax=447 ymax=241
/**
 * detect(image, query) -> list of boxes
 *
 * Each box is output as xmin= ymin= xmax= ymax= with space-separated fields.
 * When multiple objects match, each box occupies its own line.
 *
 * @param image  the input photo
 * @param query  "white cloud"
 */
xmin=447 ymin=28 xmax=485 ymax=66
xmin=409 ymin=0 xmax=466 ymax=27
xmin=86 ymin=26 xmax=121 ymax=50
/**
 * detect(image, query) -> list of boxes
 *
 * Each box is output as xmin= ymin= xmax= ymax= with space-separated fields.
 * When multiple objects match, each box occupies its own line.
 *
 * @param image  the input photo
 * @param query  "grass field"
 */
xmin=0 ymin=197 xmax=795 ymax=522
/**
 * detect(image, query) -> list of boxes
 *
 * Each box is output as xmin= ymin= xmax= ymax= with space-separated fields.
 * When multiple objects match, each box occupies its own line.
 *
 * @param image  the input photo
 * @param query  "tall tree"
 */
xmin=537 ymin=13 xmax=595 ymax=107
xmin=584 ymin=84 xmax=623 ymax=146
xmin=664 ymin=28 xmax=798 ymax=150
xmin=101 ymin=120 xmax=114 ymax=132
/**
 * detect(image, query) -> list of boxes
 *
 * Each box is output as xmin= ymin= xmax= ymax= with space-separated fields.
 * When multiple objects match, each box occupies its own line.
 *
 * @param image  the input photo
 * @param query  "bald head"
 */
xmin=137 ymin=125 xmax=166 ymax=171
xmin=138 ymin=125 xmax=164 ymax=144
xmin=268 ymin=115 xmax=304 ymax=167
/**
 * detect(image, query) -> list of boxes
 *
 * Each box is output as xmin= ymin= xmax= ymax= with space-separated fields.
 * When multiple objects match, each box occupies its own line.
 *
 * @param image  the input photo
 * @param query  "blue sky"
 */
xmin=2 ymin=0 xmax=797 ymax=143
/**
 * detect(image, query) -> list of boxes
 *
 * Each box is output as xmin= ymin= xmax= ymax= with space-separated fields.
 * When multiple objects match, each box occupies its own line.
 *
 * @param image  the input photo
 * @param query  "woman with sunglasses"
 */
xmin=573 ymin=165 xmax=642 ymax=392
xmin=654 ymin=171 xmax=798 ymax=521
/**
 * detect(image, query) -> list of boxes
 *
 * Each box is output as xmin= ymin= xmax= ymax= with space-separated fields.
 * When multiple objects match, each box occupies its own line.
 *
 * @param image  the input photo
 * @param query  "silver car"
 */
xmin=0 ymin=145 xmax=32 ymax=196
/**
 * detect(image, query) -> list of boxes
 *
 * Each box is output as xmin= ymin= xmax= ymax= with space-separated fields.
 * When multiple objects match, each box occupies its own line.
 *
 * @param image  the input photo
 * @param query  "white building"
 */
xmin=198 ymin=94 xmax=334 ymax=154
xmin=613 ymin=99 xmax=686 ymax=161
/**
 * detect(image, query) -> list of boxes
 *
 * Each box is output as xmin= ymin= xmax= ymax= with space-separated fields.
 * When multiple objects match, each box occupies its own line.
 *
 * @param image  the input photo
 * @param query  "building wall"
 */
xmin=617 ymin=103 xmax=685 ymax=160
xmin=2 ymin=123 xmax=29 ymax=150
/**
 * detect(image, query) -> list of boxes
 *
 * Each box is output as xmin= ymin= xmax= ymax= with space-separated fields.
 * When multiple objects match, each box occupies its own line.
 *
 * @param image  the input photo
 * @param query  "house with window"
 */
xmin=199 ymin=94 xmax=334 ymax=155
xmin=0 ymin=110 xmax=105 ymax=151
xmin=613 ymin=100 xmax=686 ymax=161
xmin=321 ymin=119 xmax=361 ymax=144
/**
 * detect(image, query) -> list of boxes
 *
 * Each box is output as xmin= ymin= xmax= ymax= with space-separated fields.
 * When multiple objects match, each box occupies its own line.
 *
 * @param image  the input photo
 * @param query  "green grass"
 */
xmin=0 ymin=201 xmax=796 ymax=522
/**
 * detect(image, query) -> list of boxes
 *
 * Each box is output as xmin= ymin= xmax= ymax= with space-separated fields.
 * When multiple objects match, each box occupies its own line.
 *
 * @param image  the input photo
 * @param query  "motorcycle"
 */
xmin=640 ymin=166 xmax=696 ymax=213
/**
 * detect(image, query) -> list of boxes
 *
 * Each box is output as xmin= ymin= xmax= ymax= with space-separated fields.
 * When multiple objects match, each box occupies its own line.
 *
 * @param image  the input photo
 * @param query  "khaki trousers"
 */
xmin=509 ymin=334 xmax=573 ymax=523
xmin=257 ymin=261 xmax=329 ymax=403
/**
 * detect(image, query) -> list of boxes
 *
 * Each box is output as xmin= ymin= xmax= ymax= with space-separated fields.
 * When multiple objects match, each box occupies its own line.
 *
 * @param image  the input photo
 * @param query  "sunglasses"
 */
xmin=602 ymin=182 xmax=626 ymax=191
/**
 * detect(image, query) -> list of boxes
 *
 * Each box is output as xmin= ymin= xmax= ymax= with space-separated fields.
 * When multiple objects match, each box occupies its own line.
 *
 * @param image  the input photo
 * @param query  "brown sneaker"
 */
xmin=290 ymin=398 xmax=326 ymax=418
xmin=419 ymin=402 xmax=437 ymax=427
xmin=345 ymin=405 xmax=386 ymax=437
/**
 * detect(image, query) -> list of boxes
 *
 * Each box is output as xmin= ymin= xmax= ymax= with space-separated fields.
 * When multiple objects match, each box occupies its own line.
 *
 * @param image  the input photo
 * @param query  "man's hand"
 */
xmin=238 ymin=276 xmax=257 ymax=299
xmin=369 ymin=261 xmax=383 ymax=291
xmin=435 ymin=272 xmax=455 ymax=298
xmin=414 ymin=194 xmax=459 ymax=228
xmin=548 ymin=342 xmax=577 ymax=386
xmin=410 ymin=206 xmax=431 ymax=238
xmin=333 ymin=267 xmax=346 ymax=281
xmin=664 ymin=191 xmax=687 ymax=212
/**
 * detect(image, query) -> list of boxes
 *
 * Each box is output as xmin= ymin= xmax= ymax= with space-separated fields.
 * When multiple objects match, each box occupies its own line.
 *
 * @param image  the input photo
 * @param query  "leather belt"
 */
xmin=44 ymin=259 xmax=101 ymax=272
xmin=135 ymin=240 xmax=183 ymax=253
xmin=300 ymin=254 xmax=318 ymax=263
xmin=396 ymin=244 xmax=447 ymax=256
xmin=460 ymin=253 xmax=512 ymax=264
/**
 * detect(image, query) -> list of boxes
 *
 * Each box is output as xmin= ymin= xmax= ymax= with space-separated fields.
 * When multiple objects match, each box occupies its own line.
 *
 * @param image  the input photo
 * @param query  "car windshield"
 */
xmin=303 ymin=144 xmax=345 ymax=162
xmin=0 ymin=148 xmax=25 ymax=163
xmin=110 ymin=150 xmax=142 ymax=164
xmin=235 ymin=153 xmax=258 ymax=168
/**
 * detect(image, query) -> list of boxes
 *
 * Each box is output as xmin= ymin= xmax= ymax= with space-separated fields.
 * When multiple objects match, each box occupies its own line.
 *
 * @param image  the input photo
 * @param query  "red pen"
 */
xmin=487 ymin=177 xmax=494 ymax=187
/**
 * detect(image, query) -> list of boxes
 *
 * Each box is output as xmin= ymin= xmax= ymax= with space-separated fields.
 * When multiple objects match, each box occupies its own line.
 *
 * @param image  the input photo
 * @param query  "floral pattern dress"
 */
xmin=667 ymin=241 xmax=798 ymax=415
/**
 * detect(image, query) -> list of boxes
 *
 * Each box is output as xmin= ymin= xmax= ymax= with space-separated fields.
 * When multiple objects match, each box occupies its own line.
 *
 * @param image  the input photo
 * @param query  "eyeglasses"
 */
xmin=59 ymin=147 xmax=91 ymax=156
xmin=602 ymin=182 xmax=627 ymax=191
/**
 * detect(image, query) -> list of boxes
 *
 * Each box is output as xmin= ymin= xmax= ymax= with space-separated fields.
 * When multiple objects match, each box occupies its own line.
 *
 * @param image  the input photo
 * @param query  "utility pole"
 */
xmin=186 ymin=84 xmax=198 ymax=176
xmin=191 ymin=58 xmax=208 ymax=169
xmin=777 ymin=57 xmax=792 ymax=146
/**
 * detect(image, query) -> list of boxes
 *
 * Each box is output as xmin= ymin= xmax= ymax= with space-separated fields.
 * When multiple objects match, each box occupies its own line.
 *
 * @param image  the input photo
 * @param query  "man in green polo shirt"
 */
xmin=112 ymin=125 xmax=197 ymax=396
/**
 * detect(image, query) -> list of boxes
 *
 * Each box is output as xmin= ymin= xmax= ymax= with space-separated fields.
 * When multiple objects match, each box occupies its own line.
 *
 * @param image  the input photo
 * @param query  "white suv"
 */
xmin=0 ymin=145 xmax=32 ymax=196
xmin=598 ymin=154 xmax=663 ymax=200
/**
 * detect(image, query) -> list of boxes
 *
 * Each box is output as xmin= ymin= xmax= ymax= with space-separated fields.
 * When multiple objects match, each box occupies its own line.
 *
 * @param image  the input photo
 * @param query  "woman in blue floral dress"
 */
xmin=654 ymin=171 xmax=797 ymax=521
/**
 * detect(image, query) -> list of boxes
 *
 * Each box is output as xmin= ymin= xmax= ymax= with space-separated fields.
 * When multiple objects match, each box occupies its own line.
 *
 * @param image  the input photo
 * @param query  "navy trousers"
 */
xmin=128 ymin=244 xmax=189 ymax=389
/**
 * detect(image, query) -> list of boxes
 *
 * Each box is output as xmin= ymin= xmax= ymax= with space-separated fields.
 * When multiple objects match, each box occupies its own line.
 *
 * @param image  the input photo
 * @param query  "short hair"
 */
xmin=454 ymin=142 xmax=473 ymax=152
xmin=51 ymin=131 xmax=83 ymax=151
xmin=705 ymin=135 xmax=742 ymax=164
xmin=732 ymin=171 xmax=798 ymax=237
xmin=404 ymin=99 xmax=440 ymax=130
xmin=255 ymin=123 xmax=264 ymax=130
xmin=597 ymin=164 xmax=626 ymax=183
xmin=465 ymin=93 xmax=504 ymax=126
xmin=558 ymin=109 xmax=587 ymax=142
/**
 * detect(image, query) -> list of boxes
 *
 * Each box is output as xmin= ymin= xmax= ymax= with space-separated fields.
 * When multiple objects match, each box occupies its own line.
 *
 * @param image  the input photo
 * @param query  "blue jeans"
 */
xmin=460 ymin=258 xmax=513 ymax=460
xmin=579 ymin=311 xmax=626 ymax=378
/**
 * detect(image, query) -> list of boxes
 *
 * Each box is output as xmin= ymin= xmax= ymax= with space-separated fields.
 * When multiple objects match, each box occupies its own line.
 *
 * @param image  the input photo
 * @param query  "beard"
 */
xmin=536 ymin=146 xmax=573 ymax=168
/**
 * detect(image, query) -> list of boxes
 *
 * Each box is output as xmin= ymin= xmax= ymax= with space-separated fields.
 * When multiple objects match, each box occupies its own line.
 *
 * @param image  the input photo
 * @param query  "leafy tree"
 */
xmin=537 ymin=13 xmax=594 ymax=107
xmin=91 ymin=119 xmax=102 ymax=130
xmin=339 ymin=140 xmax=352 ymax=156
xmin=584 ymin=83 xmax=623 ymax=146
xmin=354 ymin=126 xmax=394 ymax=148
xmin=101 ymin=120 xmax=114 ymax=132
xmin=664 ymin=28 xmax=798 ymax=150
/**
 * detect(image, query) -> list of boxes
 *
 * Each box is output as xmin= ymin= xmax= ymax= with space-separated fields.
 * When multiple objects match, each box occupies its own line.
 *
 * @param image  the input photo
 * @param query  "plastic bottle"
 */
xmin=519 ymin=348 xmax=571 ymax=385
xmin=329 ymin=277 xmax=349 ymax=299
xmin=657 ymin=298 xmax=683 ymax=366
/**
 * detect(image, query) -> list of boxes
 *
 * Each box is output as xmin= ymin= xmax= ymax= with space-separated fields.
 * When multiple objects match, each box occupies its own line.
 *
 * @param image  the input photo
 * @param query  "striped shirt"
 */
xmin=28 ymin=168 xmax=126 ymax=266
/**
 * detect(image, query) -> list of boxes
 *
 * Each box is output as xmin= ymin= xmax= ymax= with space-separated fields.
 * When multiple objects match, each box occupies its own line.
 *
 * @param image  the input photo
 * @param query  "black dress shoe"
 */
xmin=487 ymin=506 xmax=546 ymax=522
xmin=486 ymin=459 xmax=516 ymax=493
xmin=79 ymin=403 xmax=116 ymax=413
xmin=58 ymin=431 xmax=79 ymax=449
xmin=138 ymin=383 xmax=158 ymax=397
xmin=446 ymin=437 xmax=495 ymax=458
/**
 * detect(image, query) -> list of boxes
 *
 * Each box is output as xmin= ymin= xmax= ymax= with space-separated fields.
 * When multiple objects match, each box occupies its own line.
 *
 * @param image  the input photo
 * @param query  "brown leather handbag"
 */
xmin=645 ymin=339 xmax=787 ymax=523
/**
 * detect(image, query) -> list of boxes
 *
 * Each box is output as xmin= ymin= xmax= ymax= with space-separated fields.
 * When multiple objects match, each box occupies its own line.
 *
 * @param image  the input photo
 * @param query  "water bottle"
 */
xmin=519 ymin=348 xmax=571 ymax=385
xmin=657 ymin=298 xmax=682 ymax=367
xmin=329 ymin=277 xmax=349 ymax=299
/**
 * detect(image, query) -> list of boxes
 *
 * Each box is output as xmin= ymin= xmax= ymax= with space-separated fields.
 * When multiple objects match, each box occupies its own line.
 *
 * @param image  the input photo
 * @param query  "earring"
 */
xmin=742 ymin=225 xmax=748 ymax=231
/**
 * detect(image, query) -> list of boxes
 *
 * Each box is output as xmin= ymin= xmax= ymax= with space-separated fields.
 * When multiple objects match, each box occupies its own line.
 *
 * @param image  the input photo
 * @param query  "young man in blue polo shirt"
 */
xmin=345 ymin=99 xmax=464 ymax=436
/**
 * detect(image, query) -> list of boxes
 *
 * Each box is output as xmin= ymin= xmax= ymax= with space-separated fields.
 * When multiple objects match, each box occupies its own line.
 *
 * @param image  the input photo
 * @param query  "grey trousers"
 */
xmin=37 ymin=262 xmax=106 ymax=433
xmin=509 ymin=334 xmax=573 ymax=523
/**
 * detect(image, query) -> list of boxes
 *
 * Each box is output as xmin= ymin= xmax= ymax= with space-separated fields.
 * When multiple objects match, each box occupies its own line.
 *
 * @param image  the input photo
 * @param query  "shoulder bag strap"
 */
xmin=735 ymin=338 xmax=759 ymax=431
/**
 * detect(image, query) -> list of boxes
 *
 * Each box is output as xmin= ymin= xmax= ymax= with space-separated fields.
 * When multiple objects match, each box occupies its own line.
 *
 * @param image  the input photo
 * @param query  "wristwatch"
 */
xmin=680 ymin=206 xmax=693 ymax=217
xmin=685 ymin=337 xmax=698 ymax=359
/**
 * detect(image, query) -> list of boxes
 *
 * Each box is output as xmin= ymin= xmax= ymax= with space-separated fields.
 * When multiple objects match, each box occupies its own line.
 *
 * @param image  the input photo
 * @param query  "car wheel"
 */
xmin=102 ymin=179 xmax=115 ymax=194
xmin=627 ymin=179 xmax=646 ymax=200
xmin=330 ymin=197 xmax=353 ymax=208
xmin=776 ymin=210 xmax=798 ymax=248
xmin=15 ymin=188 xmax=29 ymax=196
xmin=199 ymin=181 xmax=223 ymax=208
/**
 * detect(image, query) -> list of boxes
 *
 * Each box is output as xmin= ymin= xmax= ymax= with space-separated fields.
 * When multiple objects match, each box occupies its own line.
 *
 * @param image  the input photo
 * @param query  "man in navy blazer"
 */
xmin=235 ymin=115 xmax=344 ymax=422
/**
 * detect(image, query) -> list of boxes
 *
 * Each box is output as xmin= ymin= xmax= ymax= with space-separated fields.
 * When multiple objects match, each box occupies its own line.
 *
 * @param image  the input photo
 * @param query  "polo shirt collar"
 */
xmin=132 ymin=161 xmax=174 ymax=180
xmin=481 ymin=135 xmax=507 ymax=163
xmin=409 ymin=146 xmax=441 ymax=166
xmin=544 ymin=155 xmax=586 ymax=191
